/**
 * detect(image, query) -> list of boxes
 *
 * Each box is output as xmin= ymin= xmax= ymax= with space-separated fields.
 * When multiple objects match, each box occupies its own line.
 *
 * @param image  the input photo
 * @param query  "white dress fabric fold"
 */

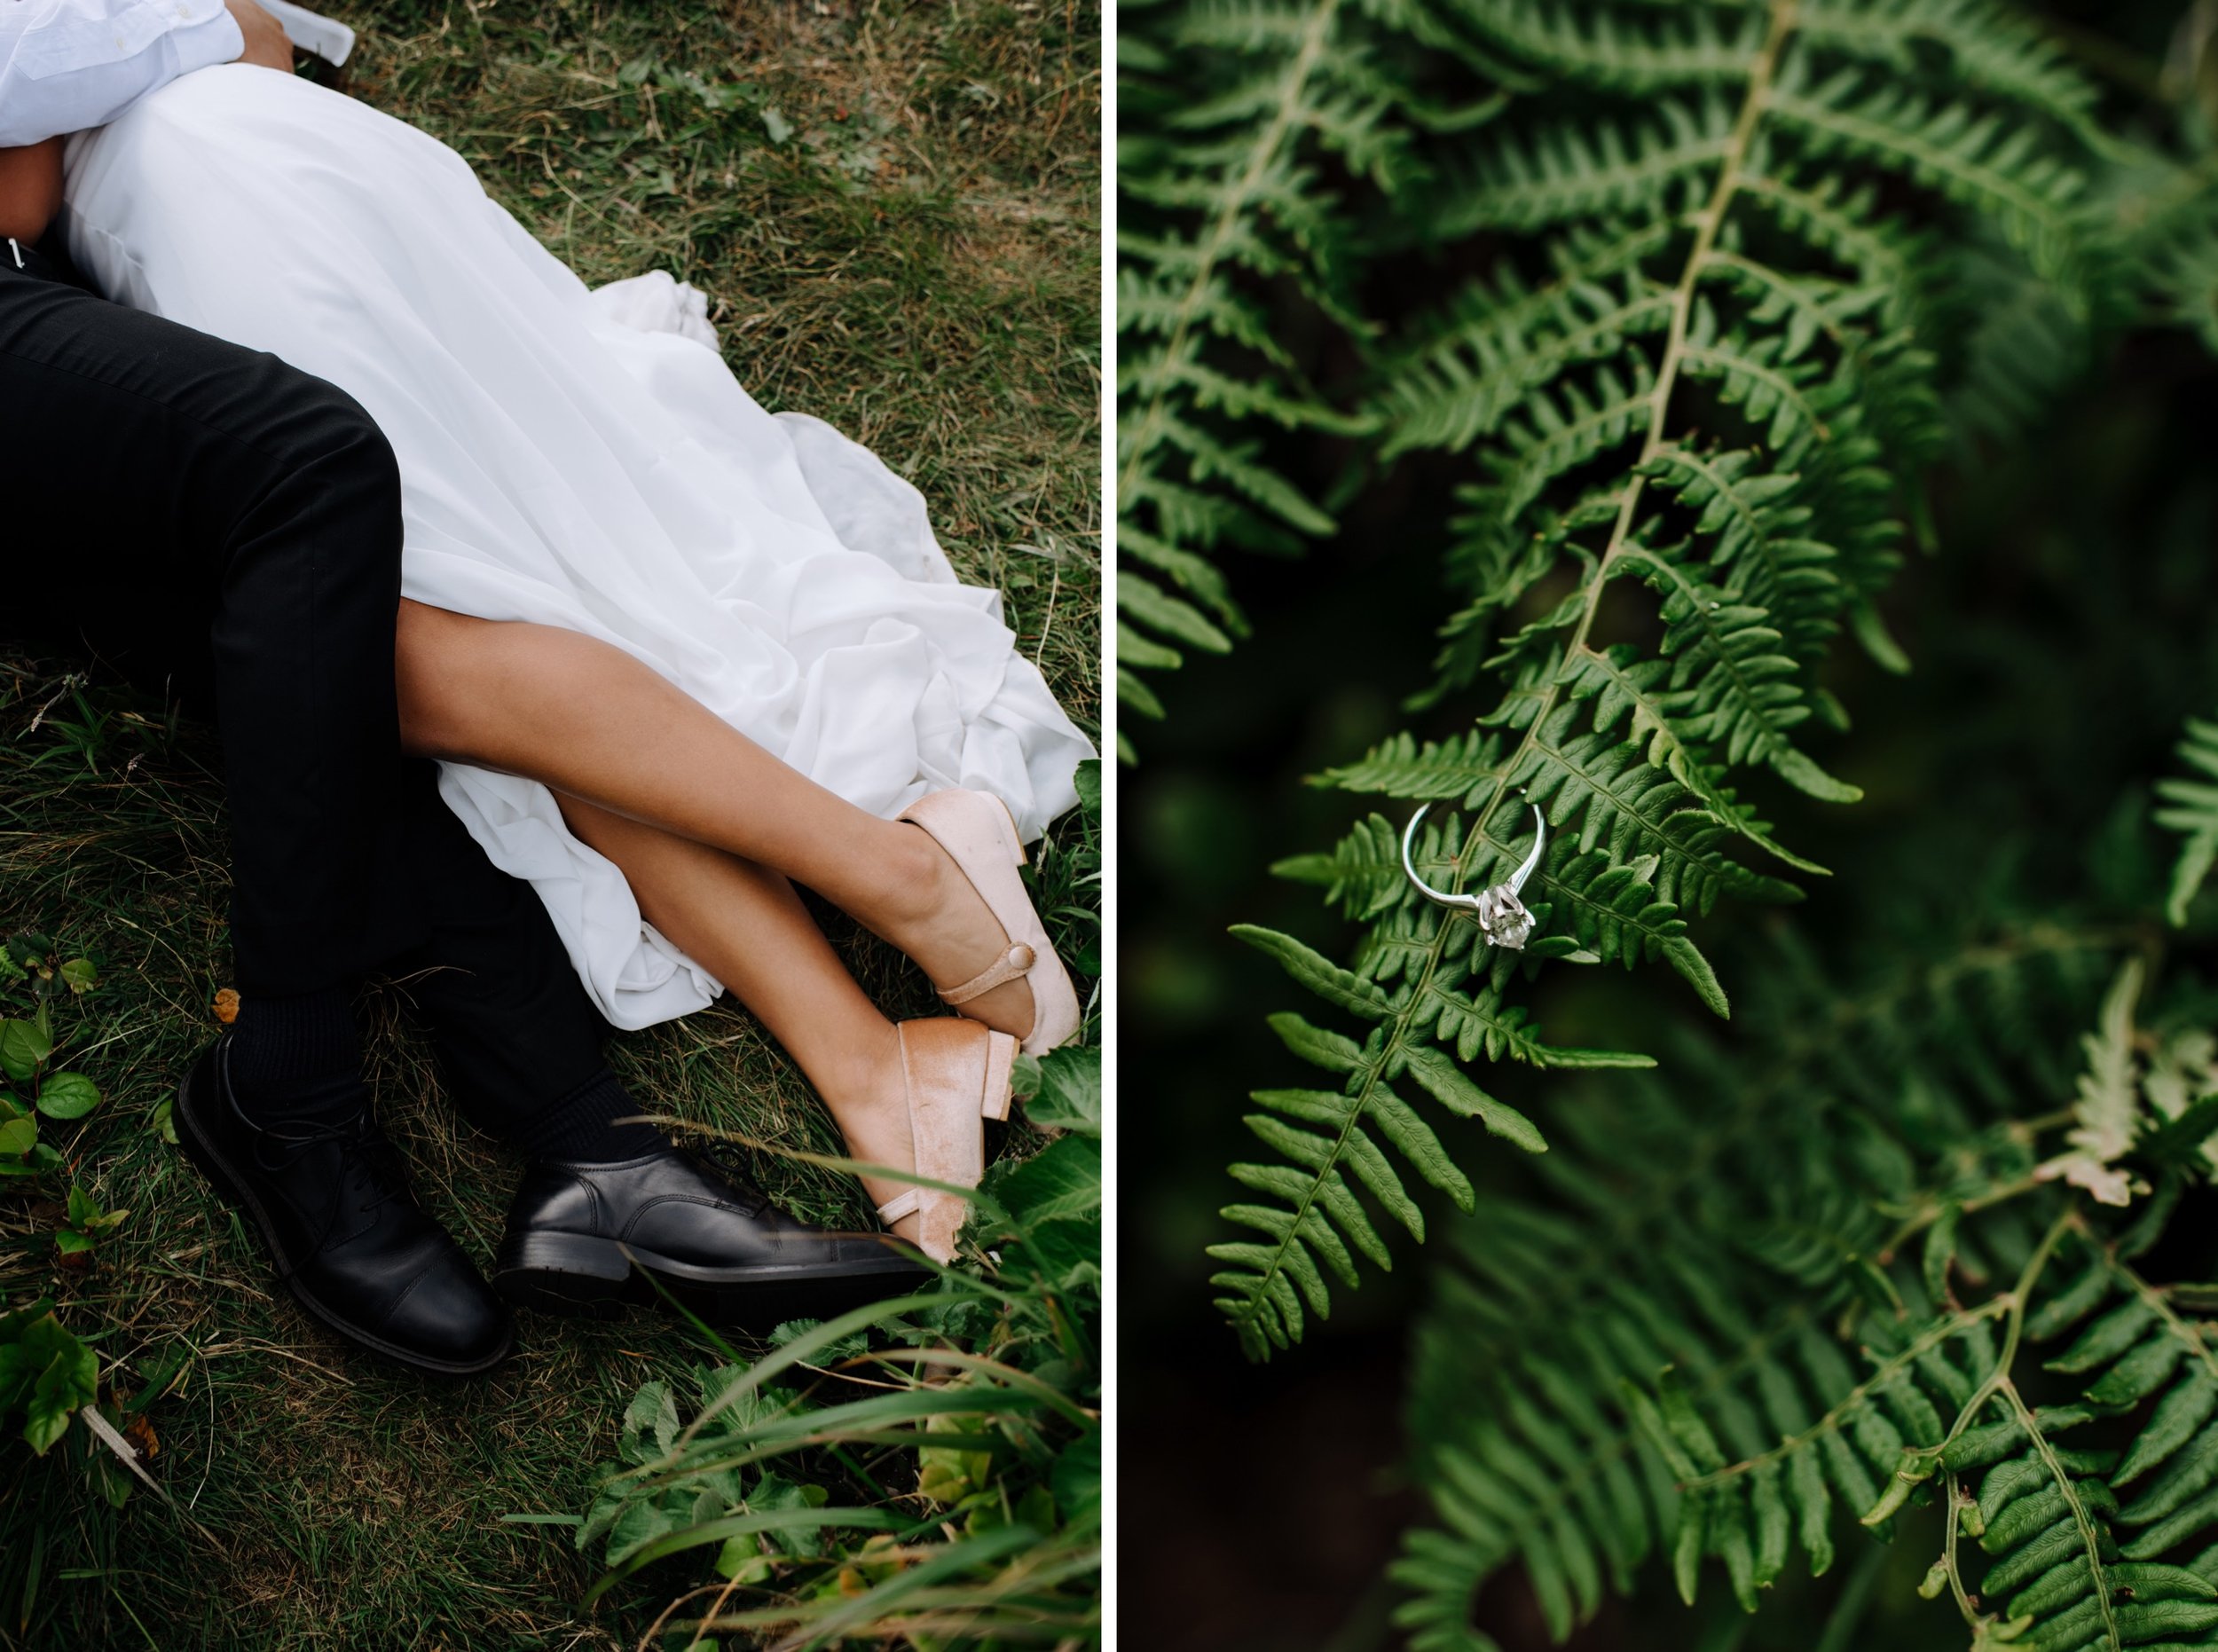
xmin=59 ymin=65 xmax=1094 ymax=1029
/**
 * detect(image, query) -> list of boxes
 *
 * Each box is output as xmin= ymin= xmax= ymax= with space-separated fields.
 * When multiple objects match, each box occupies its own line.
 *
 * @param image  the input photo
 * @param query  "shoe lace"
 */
xmin=236 ymin=1093 xmax=411 ymax=1226
xmin=692 ymin=1140 xmax=771 ymax=1214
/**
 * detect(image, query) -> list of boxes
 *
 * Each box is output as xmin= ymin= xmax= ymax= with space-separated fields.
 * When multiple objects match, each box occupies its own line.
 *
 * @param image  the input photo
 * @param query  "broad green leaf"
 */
xmin=35 ymin=1072 xmax=100 ymax=1121
xmin=0 ymin=1019 xmax=51 ymax=1085
xmin=988 ymin=1135 xmax=1102 ymax=1232
xmin=1026 ymin=1046 xmax=1101 ymax=1137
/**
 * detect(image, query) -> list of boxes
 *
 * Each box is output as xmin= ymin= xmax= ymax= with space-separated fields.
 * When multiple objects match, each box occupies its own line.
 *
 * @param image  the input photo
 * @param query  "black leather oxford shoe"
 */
xmin=492 ymin=1142 xmax=930 ymax=1326
xmin=175 ymin=1040 xmax=514 ymax=1377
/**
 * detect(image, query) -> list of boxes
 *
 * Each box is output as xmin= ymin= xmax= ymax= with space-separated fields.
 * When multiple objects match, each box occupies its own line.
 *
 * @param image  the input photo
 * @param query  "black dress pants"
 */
xmin=0 ymin=237 xmax=606 ymax=1132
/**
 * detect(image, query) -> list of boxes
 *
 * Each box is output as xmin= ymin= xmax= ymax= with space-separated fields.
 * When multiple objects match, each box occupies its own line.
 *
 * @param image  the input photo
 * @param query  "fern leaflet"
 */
xmin=2158 ymin=712 xmax=2218 ymax=928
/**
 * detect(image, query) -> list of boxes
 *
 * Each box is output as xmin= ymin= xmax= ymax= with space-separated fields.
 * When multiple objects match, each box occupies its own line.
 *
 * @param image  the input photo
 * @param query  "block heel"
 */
xmin=492 ymin=1231 xmax=636 ymax=1319
xmin=874 ymin=1019 xmax=1019 ymax=1263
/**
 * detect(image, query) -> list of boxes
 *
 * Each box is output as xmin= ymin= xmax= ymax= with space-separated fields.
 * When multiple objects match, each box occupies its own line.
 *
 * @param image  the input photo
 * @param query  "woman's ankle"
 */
xmin=851 ymin=821 xmax=951 ymax=936
xmin=813 ymin=1022 xmax=914 ymax=1211
xmin=814 ymin=1019 xmax=906 ymax=1126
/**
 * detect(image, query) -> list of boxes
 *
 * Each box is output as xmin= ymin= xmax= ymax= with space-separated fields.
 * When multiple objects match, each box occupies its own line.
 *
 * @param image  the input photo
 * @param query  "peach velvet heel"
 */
xmin=898 ymin=788 xmax=1081 ymax=1056
xmin=874 ymin=1019 xmax=1019 ymax=1263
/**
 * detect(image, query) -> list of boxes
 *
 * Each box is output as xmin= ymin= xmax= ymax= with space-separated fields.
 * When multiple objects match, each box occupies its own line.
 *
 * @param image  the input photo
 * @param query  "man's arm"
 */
xmin=0 ymin=0 xmax=279 ymax=150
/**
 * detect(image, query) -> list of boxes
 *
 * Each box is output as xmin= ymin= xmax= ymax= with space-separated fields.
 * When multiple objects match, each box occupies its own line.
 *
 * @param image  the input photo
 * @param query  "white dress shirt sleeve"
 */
xmin=0 ymin=0 xmax=245 ymax=149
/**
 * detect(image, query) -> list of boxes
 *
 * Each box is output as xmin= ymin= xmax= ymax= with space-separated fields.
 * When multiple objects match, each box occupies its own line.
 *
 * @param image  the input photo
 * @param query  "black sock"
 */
xmin=515 ymin=1070 xmax=664 ymax=1163
xmin=225 ymin=987 xmax=367 ymax=1124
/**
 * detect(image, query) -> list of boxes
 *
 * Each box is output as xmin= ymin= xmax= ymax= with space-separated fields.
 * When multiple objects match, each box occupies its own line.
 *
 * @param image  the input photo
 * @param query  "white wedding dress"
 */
xmin=59 ymin=65 xmax=1094 ymax=1030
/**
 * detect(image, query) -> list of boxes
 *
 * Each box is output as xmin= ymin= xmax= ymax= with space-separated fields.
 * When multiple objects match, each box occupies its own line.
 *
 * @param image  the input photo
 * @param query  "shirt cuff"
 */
xmin=167 ymin=3 xmax=247 ymax=75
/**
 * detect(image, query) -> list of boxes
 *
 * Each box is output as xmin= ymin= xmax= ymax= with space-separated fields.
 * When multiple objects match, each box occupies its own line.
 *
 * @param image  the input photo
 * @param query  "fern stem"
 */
xmin=1434 ymin=0 xmax=1801 ymax=901
xmin=1999 ymin=1208 xmax=2079 ymax=1388
xmin=1997 ymin=1375 xmax=2118 ymax=1646
xmin=1939 ymin=1208 xmax=2079 ymax=1455
xmin=1459 ymin=0 xmax=1798 ymax=867
xmin=1876 ymin=1168 xmax=2048 ymax=1263
xmin=1933 ymin=1210 xmax=2115 ymax=1646
xmin=1612 ymin=4 xmax=1797 ymax=514
xmin=1679 ymin=1295 xmax=2010 ymax=1493
xmin=1940 ymin=1473 xmax=1982 ymax=1629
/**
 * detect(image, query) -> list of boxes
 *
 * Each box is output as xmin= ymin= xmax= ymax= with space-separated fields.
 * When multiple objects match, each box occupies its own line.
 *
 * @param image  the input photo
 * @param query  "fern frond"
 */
xmin=1733 ymin=161 xmax=1927 ymax=311
xmin=1797 ymin=0 xmax=2100 ymax=130
xmin=2037 ymin=958 xmax=2149 ymax=1206
xmin=1389 ymin=921 xmax=2127 ymax=1646
xmin=1675 ymin=299 xmax=1852 ymax=460
xmin=1372 ymin=271 xmax=1676 ymax=457
xmin=1611 ymin=544 xmax=1855 ymax=799
xmin=1552 ymin=648 xmax=1828 ymax=877
xmin=1115 ymin=0 xmax=1418 ymax=755
xmin=1213 ymin=0 xmax=2115 ymax=1357
xmin=1632 ymin=450 xmax=1844 ymax=662
xmin=1273 ymin=812 xmax=1418 ymax=919
xmin=1208 ymin=911 xmax=1663 ymax=1360
xmin=1766 ymin=64 xmax=2089 ymax=287
xmin=1314 ymin=732 xmax=1507 ymax=807
xmin=1939 ymin=1248 xmax=2218 ymax=1652
xmin=1445 ymin=0 xmax=1770 ymax=95
xmin=1430 ymin=99 xmax=1734 ymax=238
xmin=2158 ymin=712 xmax=2218 ymax=928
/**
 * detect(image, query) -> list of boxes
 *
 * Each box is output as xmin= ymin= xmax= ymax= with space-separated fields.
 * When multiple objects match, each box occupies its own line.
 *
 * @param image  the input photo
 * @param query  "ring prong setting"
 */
xmin=1399 ymin=800 xmax=1547 ymax=951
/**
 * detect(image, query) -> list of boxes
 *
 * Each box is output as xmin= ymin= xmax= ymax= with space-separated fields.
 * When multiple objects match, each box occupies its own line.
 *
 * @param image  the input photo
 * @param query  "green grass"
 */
xmin=0 ymin=3 xmax=1099 ymax=1646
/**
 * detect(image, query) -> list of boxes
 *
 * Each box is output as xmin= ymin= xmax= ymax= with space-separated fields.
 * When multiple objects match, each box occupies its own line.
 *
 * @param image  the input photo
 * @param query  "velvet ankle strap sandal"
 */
xmin=877 ymin=1018 xmax=1019 ymax=1263
xmin=898 ymin=787 xmax=1081 ymax=1056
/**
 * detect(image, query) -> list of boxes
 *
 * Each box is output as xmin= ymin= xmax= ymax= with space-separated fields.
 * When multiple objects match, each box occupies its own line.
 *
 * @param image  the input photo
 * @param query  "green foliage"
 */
xmin=0 ymin=932 xmax=103 ymax=1181
xmin=2158 ymin=712 xmax=2218 ymax=927
xmin=51 ymin=1184 xmax=130 ymax=1260
xmin=0 ymin=934 xmax=130 ymax=1508
xmin=0 ymin=938 xmax=114 ymax=1277
xmin=1114 ymin=0 xmax=1435 ymax=754
xmin=563 ymin=1042 xmax=1103 ymax=1647
xmin=1388 ymin=910 xmax=2107 ymax=1642
xmin=1177 ymin=0 xmax=2218 ymax=1359
xmin=2157 ymin=219 xmax=2218 ymax=352
xmin=0 ymin=1300 xmax=97 ymax=1457
xmin=1382 ymin=864 xmax=2218 ymax=1652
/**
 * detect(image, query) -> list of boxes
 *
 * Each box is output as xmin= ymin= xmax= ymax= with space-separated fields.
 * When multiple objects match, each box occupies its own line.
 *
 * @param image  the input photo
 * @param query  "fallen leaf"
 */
xmin=123 ymin=1413 xmax=157 ymax=1461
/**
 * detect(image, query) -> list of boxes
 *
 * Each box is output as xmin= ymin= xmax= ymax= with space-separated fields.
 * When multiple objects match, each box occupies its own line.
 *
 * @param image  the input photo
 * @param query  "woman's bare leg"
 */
xmin=396 ymin=600 xmax=1038 ymax=1038
xmin=554 ymin=794 xmax=929 ymax=1242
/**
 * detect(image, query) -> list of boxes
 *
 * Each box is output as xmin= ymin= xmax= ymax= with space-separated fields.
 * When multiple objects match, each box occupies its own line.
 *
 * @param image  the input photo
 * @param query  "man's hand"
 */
xmin=226 ymin=0 xmax=295 ymax=71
